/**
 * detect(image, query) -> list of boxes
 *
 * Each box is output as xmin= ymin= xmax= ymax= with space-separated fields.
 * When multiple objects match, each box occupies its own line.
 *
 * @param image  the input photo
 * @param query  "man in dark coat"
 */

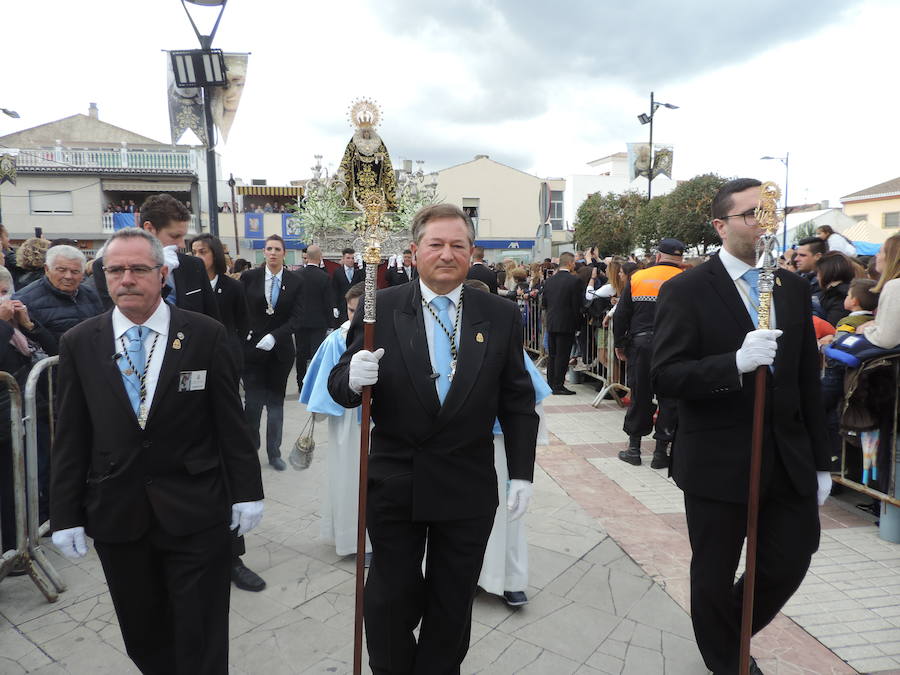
xmin=51 ymin=227 xmax=264 ymax=675
xmin=328 ymin=204 xmax=538 ymax=674
xmin=466 ymin=246 xmax=498 ymax=294
xmin=294 ymin=244 xmax=335 ymax=392
xmin=386 ymin=249 xmax=418 ymax=286
xmin=651 ymin=178 xmax=832 ymax=675
xmin=93 ymin=194 xmax=219 ymax=321
xmin=540 ymin=251 xmax=584 ymax=394
xmin=14 ymin=244 xmax=103 ymax=341
xmin=331 ymin=247 xmax=365 ymax=323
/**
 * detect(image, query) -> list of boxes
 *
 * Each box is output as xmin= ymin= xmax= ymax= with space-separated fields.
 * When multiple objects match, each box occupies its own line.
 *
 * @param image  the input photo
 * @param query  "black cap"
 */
xmin=658 ymin=238 xmax=686 ymax=256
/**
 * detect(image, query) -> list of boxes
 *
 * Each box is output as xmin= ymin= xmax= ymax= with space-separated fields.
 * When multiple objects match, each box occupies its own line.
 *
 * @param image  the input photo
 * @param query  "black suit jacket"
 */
xmin=541 ymin=269 xmax=584 ymax=333
xmin=466 ymin=263 xmax=498 ymax=294
xmin=332 ymin=265 xmax=365 ymax=323
xmin=295 ymin=264 xmax=335 ymax=329
xmin=212 ymin=274 xmax=249 ymax=366
xmin=651 ymin=254 xmax=830 ymax=504
xmin=50 ymin=306 xmax=263 ymax=542
xmin=328 ymin=282 xmax=539 ymax=521
xmin=93 ymin=253 xmax=220 ymax=322
xmin=386 ymin=265 xmax=418 ymax=287
xmin=240 ymin=266 xmax=303 ymax=363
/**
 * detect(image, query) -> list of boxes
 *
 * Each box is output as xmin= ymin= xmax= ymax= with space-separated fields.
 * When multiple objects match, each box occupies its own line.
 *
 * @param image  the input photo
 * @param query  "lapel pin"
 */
xmin=177 ymin=332 xmax=185 ymax=340
xmin=476 ymin=332 xmax=484 ymax=343
xmin=775 ymin=277 xmax=782 ymax=286
xmin=172 ymin=338 xmax=182 ymax=350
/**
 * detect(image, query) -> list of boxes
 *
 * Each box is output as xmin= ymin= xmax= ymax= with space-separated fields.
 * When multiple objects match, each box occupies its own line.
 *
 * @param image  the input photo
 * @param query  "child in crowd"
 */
xmin=836 ymin=278 xmax=878 ymax=333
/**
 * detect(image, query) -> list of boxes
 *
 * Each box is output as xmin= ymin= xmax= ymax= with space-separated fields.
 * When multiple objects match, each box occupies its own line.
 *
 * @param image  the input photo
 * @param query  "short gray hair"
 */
xmin=45 ymin=245 xmax=86 ymax=270
xmin=104 ymin=227 xmax=165 ymax=266
xmin=411 ymin=204 xmax=476 ymax=245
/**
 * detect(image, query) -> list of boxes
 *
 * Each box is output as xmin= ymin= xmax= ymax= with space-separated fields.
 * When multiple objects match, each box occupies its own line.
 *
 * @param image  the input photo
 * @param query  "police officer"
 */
xmin=613 ymin=238 xmax=684 ymax=467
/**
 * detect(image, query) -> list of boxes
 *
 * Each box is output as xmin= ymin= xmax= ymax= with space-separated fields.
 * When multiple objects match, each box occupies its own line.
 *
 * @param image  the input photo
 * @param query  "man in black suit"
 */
xmin=651 ymin=179 xmax=833 ymax=675
xmin=386 ymin=249 xmax=418 ymax=286
xmin=541 ymin=251 xmax=584 ymax=395
xmin=332 ymin=247 xmax=365 ymax=323
xmin=240 ymin=235 xmax=303 ymax=471
xmin=466 ymin=245 xmax=498 ymax=293
xmin=93 ymin=194 xmax=219 ymax=321
xmin=294 ymin=244 xmax=334 ymax=392
xmin=329 ymin=204 xmax=538 ymax=674
xmin=51 ymin=227 xmax=264 ymax=675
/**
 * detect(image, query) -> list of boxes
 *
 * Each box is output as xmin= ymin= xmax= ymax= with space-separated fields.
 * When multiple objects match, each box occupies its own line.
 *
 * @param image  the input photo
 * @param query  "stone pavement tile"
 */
xmin=660 ymin=631 xmax=707 ymax=675
xmin=584 ymin=647 xmax=624 ymax=674
xmin=509 ymin=601 xmax=622 ymax=663
xmin=511 ymin=649 xmax=582 ymax=674
xmin=526 ymin=509 xmax=607 ymax=560
xmin=624 ymin=584 xmax=694 ymax=640
xmin=229 ymin=613 xmax=352 ymax=674
xmin=851 ymin=657 xmax=900 ymax=672
xmin=752 ymin=614 xmax=857 ymax=675
xmin=524 ymin=544 xmax=580 ymax=590
xmin=255 ymin=554 xmax=353 ymax=611
xmin=621 ymin=644 xmax=663 ymax=674
xmin=0 ymin=613 xmax=53 ymax=673
xmin=493 ymin=588 xmax=572 ymax=635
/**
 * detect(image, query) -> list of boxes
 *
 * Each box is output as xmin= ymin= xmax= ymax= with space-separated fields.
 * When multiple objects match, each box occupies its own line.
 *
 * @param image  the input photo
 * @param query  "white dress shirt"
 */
xmin=112 ymin=300 xmax=171 ymax=413
xmin=718 ymin=247 xmax=777 ymax=329
xmin=210 ymin=274 xmax=219 ymax=290
xmin=265 ymin=267 xmax=283 ymax=306
xmin=419 ymin=280 xmax=463 ymax=394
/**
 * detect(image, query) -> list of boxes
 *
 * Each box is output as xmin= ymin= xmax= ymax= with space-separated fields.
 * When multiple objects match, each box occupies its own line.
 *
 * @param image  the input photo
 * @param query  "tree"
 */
xmin=634 ymin=195 xmax=666 ymax=253
xmin=655 ymin=173 xmax=727 ymax=254
xmin=574 ymin=191 xmax=644 ymax=256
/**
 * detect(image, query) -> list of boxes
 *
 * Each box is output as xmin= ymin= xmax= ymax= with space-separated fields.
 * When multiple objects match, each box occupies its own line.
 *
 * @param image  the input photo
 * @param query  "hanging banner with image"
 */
xmin=627 ymin=143 xmax=674 ymax=182
xmin=210 ymin=53 xmax=248 ymax=143
xmin=166 ymin=54 xmax=208 ymax=146
xmin=0 ymin=153 xmax=16 ymax=186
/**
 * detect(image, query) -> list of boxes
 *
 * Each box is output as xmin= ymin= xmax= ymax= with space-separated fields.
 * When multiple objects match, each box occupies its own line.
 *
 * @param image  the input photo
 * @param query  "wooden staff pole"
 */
xmin=353 ymin=320 xmax=374 ymax=675
xmin=739 ymin=365 xmax=767 ymax=674
xmin=738 ymin=182 xmax=781 ymax=674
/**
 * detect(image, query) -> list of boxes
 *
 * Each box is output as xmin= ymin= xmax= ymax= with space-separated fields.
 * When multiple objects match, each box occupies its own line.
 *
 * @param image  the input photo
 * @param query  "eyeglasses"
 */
xmin=103 ymin=264 xmax=162 ymax=278
xmin=721 ymin=210 xmax=760 ymax=227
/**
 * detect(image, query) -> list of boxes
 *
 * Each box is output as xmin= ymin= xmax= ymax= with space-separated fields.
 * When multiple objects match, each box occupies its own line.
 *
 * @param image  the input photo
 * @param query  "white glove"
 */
xmin=735 ymin=329 xmax=783 ymax=374
xmin=816 ymin=471 xmax=832 ymax=506
xmin=507 ymin=480 xmax=533 ymax=521
xmin=255 ymin=334 xmax=275 ymax=351
xmin=349 ymin=348 xmax=384 ymax=394
xmin=231 ymin=501 xmax=264 ymax=536
xmin=162 ymin=244 xmax=181 ymax=271
xmin=333 ymin=308 xmax=339 ymax=319
xmin=52 ymin=526 xmax=88 ymax=559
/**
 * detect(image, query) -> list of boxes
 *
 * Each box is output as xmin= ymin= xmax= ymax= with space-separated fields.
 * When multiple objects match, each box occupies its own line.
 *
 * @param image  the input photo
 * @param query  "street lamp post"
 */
xmin=761 ymin=153 xmax=790 ymax=251
xmin=179 ymin=0 xmax=229 ymax=237
xmin=637 ymin=91 xmax=678 ymax=201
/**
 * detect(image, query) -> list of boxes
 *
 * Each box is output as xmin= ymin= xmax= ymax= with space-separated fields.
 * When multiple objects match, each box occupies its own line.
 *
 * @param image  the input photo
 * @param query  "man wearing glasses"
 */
xmin=51 ymin=227 xmax=264 ymax=674
xmin=651 ymin=179 xmax=831 ymax=674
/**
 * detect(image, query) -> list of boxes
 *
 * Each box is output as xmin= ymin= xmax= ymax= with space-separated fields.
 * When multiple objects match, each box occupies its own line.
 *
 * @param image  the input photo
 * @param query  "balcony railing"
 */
xmin=11 ymin=147 xmax=197 ymax=173
xmin=102 ymin=213 xmax=200 ymax=234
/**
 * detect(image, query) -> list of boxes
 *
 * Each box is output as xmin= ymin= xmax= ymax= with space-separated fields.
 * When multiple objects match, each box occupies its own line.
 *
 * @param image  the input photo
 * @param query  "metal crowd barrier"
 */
xmin=833 ymin=355 xmax=900 ymax=507
xmin=24 ymin=356 xmax=65 ymax=598
xmin=0 ymin=365 xmax=62 ymax=601
xmin=520 ymin=295 xmax=629 ymax=406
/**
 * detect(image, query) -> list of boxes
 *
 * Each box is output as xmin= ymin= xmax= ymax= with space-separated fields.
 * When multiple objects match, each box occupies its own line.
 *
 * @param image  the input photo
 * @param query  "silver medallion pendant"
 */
xmin=265 ymin=307 xmax=275 ymax=315
xmin=448 ymin=359 xmax=457 ymax=383
xmin=138 ymin=404 xmax=148 ymax=430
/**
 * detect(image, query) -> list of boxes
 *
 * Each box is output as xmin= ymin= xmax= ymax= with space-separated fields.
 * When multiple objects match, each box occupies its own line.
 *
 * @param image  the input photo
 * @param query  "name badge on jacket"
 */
xmin=178 ymin=370 xmax=207 ymax=392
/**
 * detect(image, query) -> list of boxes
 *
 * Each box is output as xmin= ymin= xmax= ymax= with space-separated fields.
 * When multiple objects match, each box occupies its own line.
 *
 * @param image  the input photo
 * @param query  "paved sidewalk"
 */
xmin=1 ymin=378 xmax=897 ymax=674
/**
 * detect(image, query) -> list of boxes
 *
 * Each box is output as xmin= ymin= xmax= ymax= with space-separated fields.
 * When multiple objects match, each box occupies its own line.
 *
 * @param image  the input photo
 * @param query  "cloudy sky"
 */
xmin=2 ymin=0 xmax=896 ymax=205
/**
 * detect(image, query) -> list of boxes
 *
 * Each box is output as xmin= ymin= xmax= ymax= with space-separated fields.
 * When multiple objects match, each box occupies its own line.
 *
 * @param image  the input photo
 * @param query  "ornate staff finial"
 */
xmin=753 ymin=181 xmax=782 ymax=332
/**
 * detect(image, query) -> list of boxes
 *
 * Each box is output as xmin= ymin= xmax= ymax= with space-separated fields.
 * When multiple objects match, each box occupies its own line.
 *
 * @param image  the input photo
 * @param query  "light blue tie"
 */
xmin=118 ymin=326 xmax=146 ymax=416
xmin=346 ymin=267 xmax=353 ymax=284
xmin=741 ymin=268 xmax=760 ymax=328
xmin=431 ymin=296 xmax=453 ymax=404
xmin=270 ymin=274 xmax=280 ymax=307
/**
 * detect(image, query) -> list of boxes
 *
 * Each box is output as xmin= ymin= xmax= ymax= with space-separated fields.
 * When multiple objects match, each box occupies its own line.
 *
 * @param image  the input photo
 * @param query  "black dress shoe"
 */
xmin=503 ymin=590 xmax=528 ymax=606
xmin=552 ymin=387 xmax=577 ymax=395
xmin=269 ymin=457 xmax=287 ymax=471
xmin=231 ymin=563 xmax=266 ymax=592
xmin=650 ymin=451 xmax=669 ymax=469
xmin=618 ymin=449 xmax=641 ymax=466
